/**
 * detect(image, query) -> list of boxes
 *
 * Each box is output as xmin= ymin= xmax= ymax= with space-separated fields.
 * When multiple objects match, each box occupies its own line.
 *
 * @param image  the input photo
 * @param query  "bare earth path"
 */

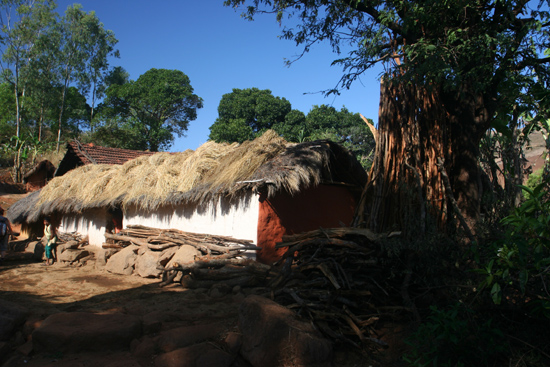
xmin=0 ymin=249 xmax=248 ymax=367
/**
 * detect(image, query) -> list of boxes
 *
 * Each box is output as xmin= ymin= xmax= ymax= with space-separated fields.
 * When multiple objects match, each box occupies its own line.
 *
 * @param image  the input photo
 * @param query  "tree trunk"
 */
xmin=13 ymin=73 xmax=22 ymax=183
xmin=38 ymin=102 xmax=45 ymax=142
xmin=357 ymin=78 xmax=489 ymax=239
xmin=56 ymin=80 xmax=68 ymax=153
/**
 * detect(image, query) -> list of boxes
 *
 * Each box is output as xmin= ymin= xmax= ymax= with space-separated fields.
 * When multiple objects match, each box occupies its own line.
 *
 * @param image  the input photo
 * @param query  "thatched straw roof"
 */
xmin=9 ymin=130 xmax=368 ymax=223
xmin=6 ymin=191 xmax=40 ymax=224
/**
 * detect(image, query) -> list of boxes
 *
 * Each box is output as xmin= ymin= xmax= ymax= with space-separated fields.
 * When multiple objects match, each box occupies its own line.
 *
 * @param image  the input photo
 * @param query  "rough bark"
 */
xmin=357 ymin=79 xmax=490 ymax=238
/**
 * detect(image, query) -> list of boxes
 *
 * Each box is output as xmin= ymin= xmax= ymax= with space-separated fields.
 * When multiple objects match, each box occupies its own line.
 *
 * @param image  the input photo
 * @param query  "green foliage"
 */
xmin=475 ymin=180 xmax=550 ymax=317
xmin=301 ymin=105 xmax=375 ymax=169
xmin=208 ymin=117 xmax=253 ymax=144
xmin=525 ymin=169 xmax=545 ymax=200
xmin=209 ymin=88 xmax=375 ymax=169
xmin=0 ymin=0 xmax=119 ymax=168
xmin=209 ymin=88 xmax=291 ymax=143
xmin=95 ymin=68 xmax=203 ymax=151
xmin=224 ymin=0 xmax=550 ymax=99
xmin=403 ymin=304 xmax=505 ymax=367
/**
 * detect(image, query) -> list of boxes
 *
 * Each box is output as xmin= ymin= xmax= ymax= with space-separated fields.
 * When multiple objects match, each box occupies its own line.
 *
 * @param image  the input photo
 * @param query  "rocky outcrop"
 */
xmin=0 ymin=300 xmax=28 ymax=341
xmin=32 ymin=312 xmax=142 ymax=353
xmin=238 ymin=295 xmax=333 ymax=367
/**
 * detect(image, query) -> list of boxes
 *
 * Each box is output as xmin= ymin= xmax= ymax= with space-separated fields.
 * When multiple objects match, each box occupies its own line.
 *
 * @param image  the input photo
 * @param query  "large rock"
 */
xmin=0 ymin=300 xmax=28 ymax=341
xmin=135 ymin=250 xmax=163 ymax=278
xmin=96 ymin=248 xmax=119 ymax=267
xmin=58 ymin=249 xmax=90 ymax=263
xmin=61 ymin=240 xmax=80 ymax=250
xmin=154 ymin=342 xmax=233 ymax=367
xmin=156 ymin=323 xmax=225 ymax=353
xmin=166 ymin=245 xmax=200 ymax=268
xmin=105 ymin=245 xmax=139 ymax=275
xmin=32 ymin=312 xmax=141 ymax=353
xmin=25 ymin=240 xmax=44 ymax=261
xmin=159 ymin=247 xmax=178 ymax=266
xmin=238 ymin=295 xmax=333 ymax=367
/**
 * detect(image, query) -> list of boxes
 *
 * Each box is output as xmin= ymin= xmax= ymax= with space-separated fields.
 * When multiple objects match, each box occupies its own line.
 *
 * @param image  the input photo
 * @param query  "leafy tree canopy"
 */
xmin=209 ymin=87 xmax=292 ymax=143
xmin=304 ymin=105 xmax=375 ymax=168
xmin=209 ymin=86 xmax=374 ymax=168
xmin=225 ymin=1 xmax=550 ymax=103
xmin=95 ymin=68 xmax=203 ymax=151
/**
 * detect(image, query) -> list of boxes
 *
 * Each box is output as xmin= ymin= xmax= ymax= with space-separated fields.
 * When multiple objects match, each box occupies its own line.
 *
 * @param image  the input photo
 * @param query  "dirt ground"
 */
xmin=0 ymin=242 xmax=409 ymax=367
xmin=0 ymin=240 xmax=258 ymax=365
xmin=0 ymin=188 xmax=251 ymax=366
xmin=0 ymin=189 xmax=406 ymax=366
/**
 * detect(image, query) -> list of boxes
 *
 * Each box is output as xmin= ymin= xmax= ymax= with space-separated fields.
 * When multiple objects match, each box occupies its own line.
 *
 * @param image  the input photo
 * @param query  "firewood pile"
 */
xmin=104 ymin=225 xmax=269 ymax=287
xmin=57 ymin=232 xmax=87 ymax=245
xmin=105 ymin=225 xmax=256 ymax=254
xmin=172 ymin=256 xmax=274 ymax=289
xmin=103 ymin=224 xmax=409 ymax=350
xmin=269 ymin=228 xmax=409 ymax=351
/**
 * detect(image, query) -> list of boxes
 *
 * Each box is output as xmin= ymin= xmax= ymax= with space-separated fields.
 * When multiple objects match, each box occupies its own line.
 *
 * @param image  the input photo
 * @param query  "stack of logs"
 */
xmin=105 ymin=225 xmax=256 ymax=255
xmin=104 ymin=225 xmax=273 ymax=288
xmin=57 ymin=232 xmax=87 ymax=245
xmin=269 ymin=228 xmax=409 ymax=352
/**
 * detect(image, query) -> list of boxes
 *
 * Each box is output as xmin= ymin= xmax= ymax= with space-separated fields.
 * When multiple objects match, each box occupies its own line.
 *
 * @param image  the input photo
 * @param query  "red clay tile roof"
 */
xmin=67 ymin=141 xmax=155 ymax=165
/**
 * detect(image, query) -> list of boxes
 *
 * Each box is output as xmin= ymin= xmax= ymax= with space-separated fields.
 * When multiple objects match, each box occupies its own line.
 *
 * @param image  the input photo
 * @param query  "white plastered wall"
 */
xmin=58 ymin=208 xmax=108 ymax=247
xmin=124 ymin=192 xmax=260 ymax=244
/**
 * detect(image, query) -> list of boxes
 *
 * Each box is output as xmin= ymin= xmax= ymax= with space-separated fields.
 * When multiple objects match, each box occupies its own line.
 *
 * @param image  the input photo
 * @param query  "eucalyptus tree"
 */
xmin=0 ymin=0 xmax=56 ymax=181
xmin=24 ymin=13 xmax=60 ymax=142
xmin=225 ymin=0 xmax=550 ymax=235
xmin=79 ymin=18 xmax=119 ymax=126
xmin=54 ymin=4 xmax=118 ymax=151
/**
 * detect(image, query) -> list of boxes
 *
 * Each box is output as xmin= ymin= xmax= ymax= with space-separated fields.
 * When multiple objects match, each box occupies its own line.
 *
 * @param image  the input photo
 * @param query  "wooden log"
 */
xmin=191 ymin=262 xmax=272 ymax=280
xmin=101 ymin=243 xmax=123 ymax=249
xmin=126 ymin=225 xmax=254 ymax=246
xmin=153 ymin=235 xmax=257 ymax=254
xmin=104 ymin=233 xmax=149 ymax=247
xmin=276 ymin=236 xmax=373 ymax=251
xmin=280 ymin=227 xmax=382 ymax=244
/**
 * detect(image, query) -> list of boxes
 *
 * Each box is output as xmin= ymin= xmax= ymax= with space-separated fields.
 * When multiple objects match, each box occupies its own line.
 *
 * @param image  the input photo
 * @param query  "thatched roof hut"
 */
xmin=9 ymin=131 xmax=368 ymax=263
xmin=23 ymin=160 xmax=56 ymax=191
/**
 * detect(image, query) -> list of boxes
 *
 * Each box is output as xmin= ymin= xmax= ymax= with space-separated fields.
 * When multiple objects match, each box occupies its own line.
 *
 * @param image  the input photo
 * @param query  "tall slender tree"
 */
xmin=0 ymin=0 xmax=56 ymax=181
xmin=54 ymin=4 xmax=117 ymax=151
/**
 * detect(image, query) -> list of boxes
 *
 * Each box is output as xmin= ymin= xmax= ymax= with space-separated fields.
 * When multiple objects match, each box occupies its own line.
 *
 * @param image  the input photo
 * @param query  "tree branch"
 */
xmin=340 ymin=0 xmax=416 ymax=43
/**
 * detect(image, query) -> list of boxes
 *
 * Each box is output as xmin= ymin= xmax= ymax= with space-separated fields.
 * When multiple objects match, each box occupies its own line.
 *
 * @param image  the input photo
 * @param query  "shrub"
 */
xmin=403 ymin=303 xmax=505 ymax=367
xmin=476 ymin=179 xmax=550 ymax=317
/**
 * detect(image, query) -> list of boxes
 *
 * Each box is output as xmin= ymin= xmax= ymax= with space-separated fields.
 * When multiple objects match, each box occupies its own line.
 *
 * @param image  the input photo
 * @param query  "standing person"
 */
xmin=43 ymin=216 xmax=57 ymax=266
xmin=0 ymin=207 xmax=12 ymax=265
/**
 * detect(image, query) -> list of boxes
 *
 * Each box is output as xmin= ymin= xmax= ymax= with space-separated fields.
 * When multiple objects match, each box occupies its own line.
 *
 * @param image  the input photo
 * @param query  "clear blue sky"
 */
xmin=57 ymin=0 xmax=383 ymax=152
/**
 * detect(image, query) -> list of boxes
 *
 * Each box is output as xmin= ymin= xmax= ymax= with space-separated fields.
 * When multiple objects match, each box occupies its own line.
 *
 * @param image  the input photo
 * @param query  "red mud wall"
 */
xmin=257 ymin=184 xmax=358 ymax=264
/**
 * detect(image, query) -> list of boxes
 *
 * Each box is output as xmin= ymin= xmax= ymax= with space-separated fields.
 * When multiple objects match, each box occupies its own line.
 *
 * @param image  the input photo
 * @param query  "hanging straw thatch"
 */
xmin=11 ymin=130 xmax=368 ymax=224
xmin=6 ymin=191 xmax=41 ymax=224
